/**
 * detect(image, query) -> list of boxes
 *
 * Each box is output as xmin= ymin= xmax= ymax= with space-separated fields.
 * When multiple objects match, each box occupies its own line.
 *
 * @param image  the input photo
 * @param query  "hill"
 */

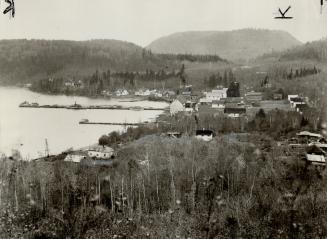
xmin=147 ymin=29 xmax=302 ymax=62
xmin=279 ymin=38 xmax=327 ymax=62
xmin=0 ymin=39 xmax=178 ymax=85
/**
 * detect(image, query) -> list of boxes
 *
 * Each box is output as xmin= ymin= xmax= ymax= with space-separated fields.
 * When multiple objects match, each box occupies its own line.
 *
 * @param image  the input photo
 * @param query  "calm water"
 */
xmin=0 ymin=87 xmax=167 ymax=159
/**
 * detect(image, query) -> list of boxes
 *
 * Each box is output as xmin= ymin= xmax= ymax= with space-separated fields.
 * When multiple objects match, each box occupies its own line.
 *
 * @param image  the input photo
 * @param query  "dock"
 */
xmin=79 ymin=121 xmax=146 ymax=126
xmin=19 ymin=102 xmax=166 ymax=111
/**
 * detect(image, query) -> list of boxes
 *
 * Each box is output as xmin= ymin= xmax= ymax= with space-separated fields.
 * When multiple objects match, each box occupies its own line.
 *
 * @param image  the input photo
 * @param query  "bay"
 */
xmin=0 ymin=87 xmax=167 ymax=159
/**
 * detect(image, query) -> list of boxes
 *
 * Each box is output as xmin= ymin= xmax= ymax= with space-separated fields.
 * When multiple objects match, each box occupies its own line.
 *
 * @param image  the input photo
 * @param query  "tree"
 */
xmin=98 ymin=135 xmax=109 ymax=147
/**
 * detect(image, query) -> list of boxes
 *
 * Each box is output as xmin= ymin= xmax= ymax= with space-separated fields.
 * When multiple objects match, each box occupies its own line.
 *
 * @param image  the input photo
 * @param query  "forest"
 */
xmin=1 ymin=106 xmax=326 ymax=238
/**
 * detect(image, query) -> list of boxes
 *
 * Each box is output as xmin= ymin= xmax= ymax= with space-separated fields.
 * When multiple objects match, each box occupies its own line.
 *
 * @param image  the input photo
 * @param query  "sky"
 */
xmin=0 ymin=0 xmax=326 ymax=46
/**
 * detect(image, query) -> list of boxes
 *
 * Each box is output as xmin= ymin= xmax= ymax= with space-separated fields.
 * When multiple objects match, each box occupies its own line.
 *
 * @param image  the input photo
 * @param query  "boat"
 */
xmin=79 ymin=119 xmax=89 ymax=124
xmin=130 ymin=106 xmax=144 ymax=111
xmin=68 ymin=102 xmax=82 ymax=110
xmin=19 ymin=101 xmax=30 ymax=107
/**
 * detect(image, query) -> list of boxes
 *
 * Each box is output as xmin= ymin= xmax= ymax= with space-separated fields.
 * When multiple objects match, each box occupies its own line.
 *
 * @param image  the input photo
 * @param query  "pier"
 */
xmin=19 ymin=102 xmax=167 ymax=111
xmin=79 ymin=120 xmax=146 ymax=126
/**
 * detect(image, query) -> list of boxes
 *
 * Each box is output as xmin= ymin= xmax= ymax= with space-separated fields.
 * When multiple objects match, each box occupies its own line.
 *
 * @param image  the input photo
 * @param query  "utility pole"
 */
xmin=45 ymin=139 xmax=50 ymax=157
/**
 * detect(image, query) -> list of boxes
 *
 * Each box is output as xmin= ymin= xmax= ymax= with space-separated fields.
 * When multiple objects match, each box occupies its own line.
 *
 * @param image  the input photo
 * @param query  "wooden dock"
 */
xmin=19 ymin=104 xmax=166 ymax=111
xmin=79 ymin=121 xmax=146 ymax=126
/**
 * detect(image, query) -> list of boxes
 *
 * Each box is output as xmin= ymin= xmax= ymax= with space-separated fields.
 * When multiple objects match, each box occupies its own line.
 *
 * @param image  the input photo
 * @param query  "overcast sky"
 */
xmin=0 ymin=0 xmax=326 ymax=46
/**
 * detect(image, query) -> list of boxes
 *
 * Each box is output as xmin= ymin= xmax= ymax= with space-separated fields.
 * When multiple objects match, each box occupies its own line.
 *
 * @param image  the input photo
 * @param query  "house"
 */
xmin=185 ymin=101 xmax=197 ymax=113
xmin=245 ymin=92 xmax=263 ymax=103
xmin=170 ymin=99 xmax=185 ymax=115
xmin=273 ymin=93 xmax=283 ymax=100
xmin=297 ymin=131 xmax=324 ymax=144
xmin=115 ymin=89 xmax=129 ymax=96
xmin=306 ymin=144 xmax=326 ymax=166
xmin=212 ymin=100 xmax=225 ymax=109
xmin=305 ymin=154 xmax=326 ymax=166
xmin=135 ymin=89 xmax=151 ymax=96
xmin=289 ymin=97 xmax=306 ymax=108
xmin=87 ymin=146 xmax=115 ymax=159
xmin=163 ymin=90 xmax=176 ymax=98
xmin=195 ymin=129 xmax=215 ymax=142
xmin=288 ymin=95 xmax=299 ymax=101
xmin=224 ymin=107 xmax=246 ymax=118
xmin=64 ymin=152 xmax=87 ymax=163
xmin=204 ymin=87 xmax=228 ymax=102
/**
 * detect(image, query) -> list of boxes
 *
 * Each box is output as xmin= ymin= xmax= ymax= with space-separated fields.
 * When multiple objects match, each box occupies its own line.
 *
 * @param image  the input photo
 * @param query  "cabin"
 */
xmin=195 ymin=129 xmax=215 ymax=142
xmin=87 ymin=146 xmax=115 ymax=159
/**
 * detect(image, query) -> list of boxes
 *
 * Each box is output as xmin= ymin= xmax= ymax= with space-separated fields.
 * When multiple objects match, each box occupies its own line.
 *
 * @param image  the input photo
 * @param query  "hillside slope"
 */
xmin=147 ymin=29 xmax=302 ymax=61
xmin=279 ymin=38 xmax=327 ymax=62
xmin=0 ymin=39 xmax=176 ymax=84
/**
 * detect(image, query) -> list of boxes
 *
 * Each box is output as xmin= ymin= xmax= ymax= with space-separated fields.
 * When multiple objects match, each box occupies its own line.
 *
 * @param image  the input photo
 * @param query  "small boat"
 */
xmin=130 ymin=106 xmax=144 ymax=111
xmin=79 ymin=119 xmax=89 ymax=124
xmin=68 ymin=102 xmax=82 ymax=109
xmin=19 ymin=101 xmax=30 ymax=107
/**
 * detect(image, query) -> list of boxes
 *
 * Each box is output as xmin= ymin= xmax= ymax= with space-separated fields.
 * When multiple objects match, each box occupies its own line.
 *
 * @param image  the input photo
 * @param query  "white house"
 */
xmin=64 ymin=153 xmax=86 ymax=163
xmin=115 ymin=89 xmax=129 ymax=96
xmin=204 ymin=88 xmax=228 ymax=102
xmin=170 ymin=99 xmax=184 ymax=115
xmin=87 ymin=146 xmax=115 ymax=159
xmin=135 ymin=89 xmax=151 ymax=96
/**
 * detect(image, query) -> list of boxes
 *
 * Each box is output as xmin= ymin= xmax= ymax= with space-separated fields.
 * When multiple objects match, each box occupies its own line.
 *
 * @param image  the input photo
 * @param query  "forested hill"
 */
xmin=147 ymin=29 xmax=302 ymax=62
xmin=0 ymin=39 xmax=174 ymax=84
xmin=279 ymin=38 xmax=327 ymax=61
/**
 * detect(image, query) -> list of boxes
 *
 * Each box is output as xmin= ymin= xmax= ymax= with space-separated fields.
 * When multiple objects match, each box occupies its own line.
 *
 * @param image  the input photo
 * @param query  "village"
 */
xmin=44 ymin=77 xmax=325 ymax=170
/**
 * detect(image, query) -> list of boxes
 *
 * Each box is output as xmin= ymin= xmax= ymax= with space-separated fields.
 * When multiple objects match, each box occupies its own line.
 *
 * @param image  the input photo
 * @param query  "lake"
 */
xmin=0 ymin=87 xmax=168 ymax=159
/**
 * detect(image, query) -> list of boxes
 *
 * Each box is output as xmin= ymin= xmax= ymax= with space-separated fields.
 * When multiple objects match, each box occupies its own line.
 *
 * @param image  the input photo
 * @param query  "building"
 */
xmin=185 ymin=101 xmax=197 ymax=113
xmin=204 ymin=88 xmax=228 ymax=102
xmin=224 ymin=107 xmax=246 ymax=118
xmin=273 ymin=93 xmax=283 ymax=100
xmin=170 ymin=99 xmax=185 ymax=115
xmin=212 ymin=100 xmax=225 ymax=109
xmin=64 ymin=152 xmax=87 ymax=163
xmin=163 ymin=90 xmax=176 ymax=98
xmin=115 ymin=89 xmax=129 ymax=96
xmin=245 ymin=91 xmax=263 ymax=103
xmin=305 ymin=154 xmax=326 ymax=166
xmin=195 ymin=129 xmax=215 ymax=142
xmin=135 ymin=89 xmax=151 ymax=96
xmin=297 ymin=131 xmax=324 ymax=144
xmin=288 ymin=95 xmax=299 ymax=101
xmin=87 ymin=146 xmax=115 ymax=159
